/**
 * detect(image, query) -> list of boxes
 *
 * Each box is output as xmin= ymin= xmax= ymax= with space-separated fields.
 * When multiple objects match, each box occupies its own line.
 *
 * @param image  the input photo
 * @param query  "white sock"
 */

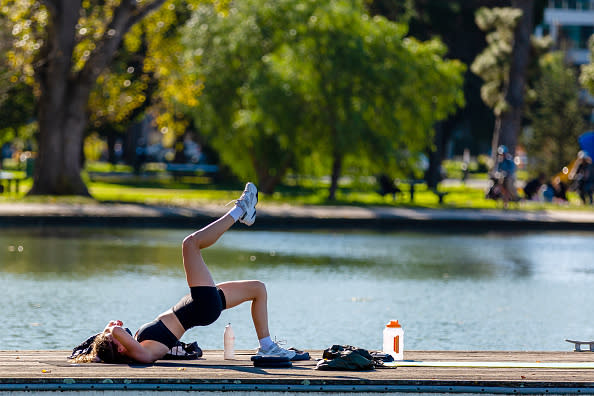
xmin=227 ymin=205 xmax=244 ymax=222
xmin=259 ymin=336 xmax=274 ymax=350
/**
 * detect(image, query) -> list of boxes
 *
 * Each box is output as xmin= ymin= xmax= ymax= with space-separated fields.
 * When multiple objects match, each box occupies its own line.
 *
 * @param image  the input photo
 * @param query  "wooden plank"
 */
xmin=1 ymin=350 xmax=594 ymax=392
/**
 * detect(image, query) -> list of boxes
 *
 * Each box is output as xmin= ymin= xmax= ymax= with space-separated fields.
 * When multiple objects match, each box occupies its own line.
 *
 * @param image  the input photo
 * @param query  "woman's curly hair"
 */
xmin=74 ymin=333 xmax=127 ymax=363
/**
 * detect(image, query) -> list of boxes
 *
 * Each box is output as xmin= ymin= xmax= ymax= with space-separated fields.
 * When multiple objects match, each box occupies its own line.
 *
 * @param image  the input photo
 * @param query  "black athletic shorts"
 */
xmin=172 ymin=286 xmax=227 ymax=330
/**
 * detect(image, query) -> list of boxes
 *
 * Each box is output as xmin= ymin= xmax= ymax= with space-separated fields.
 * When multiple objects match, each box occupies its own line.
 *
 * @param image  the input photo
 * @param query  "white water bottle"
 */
xmin=224 ymin=323 xmax=235 ymax=359
xmin=382 ymin=320 xmax=404 ymax=360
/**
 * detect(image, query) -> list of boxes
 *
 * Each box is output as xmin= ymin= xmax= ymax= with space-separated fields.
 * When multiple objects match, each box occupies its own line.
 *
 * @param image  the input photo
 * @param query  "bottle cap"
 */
xmin=386 ymin=320 xmax=401 ymax=328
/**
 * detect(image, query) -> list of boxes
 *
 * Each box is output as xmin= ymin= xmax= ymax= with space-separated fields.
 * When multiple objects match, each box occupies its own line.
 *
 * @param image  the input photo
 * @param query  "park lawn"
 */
xmin=0 ymin=168 xmax=588 ymax=211
xmin=88 ymin=181 xmax=238 ymax=206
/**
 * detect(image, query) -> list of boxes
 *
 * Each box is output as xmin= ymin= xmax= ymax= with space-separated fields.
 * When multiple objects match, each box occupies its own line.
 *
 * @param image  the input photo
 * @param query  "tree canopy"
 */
xmin=471 ymin=7 xmax=523 ymax=118
xmin=0 ymin=0 xmax=222 ymax=195
xmin=183 ymin=0 xmax=465 ymax=196
xmin=471 ymin=3 xmax=551 ymax=166
xmin=524 ymin=52 xmax=586 ymax=176
xmin=581 ymin=34 xmax=594 ymax=96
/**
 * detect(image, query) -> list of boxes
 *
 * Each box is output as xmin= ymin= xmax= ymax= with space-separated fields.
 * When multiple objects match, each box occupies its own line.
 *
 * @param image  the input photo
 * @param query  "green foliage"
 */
xmin=0 ymin=12 xmax=15 ymax=107
xmin=294 ymin=2 xmax=465 ymax=175
xmin=580 ymin=34 xmax=594 ymax=95
xmin=524 ymin=52 xmax=585 ymax=176
xmin=81 ymin=1 xmax=224 ymax=146
xmin=471 ymin=7 xmax=522 ymax=116
xmin=0 ymin=0 xmax=46 ymax=88
xmin=0 ymin=8 xmax=36 ymax=145
xmin=523 ymin=35 xmax=555 ymax=105
xmin=0 ymin=82 xmax=36 ymax=146
xmin=181 ymin=0 xmax=305 ymax=191
xmin=183 ymin=0 xmax=465 ymax=194
xmin=476 ymin=154 xmax=491 ymax=173
xmin=0 ymin=1 xmax=222 ymax=149
xmin=123 ymin=0 xmax=221 ymax=142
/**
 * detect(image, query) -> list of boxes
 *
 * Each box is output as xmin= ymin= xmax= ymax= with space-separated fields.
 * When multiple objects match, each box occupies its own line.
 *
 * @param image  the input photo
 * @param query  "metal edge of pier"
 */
xmin=2 ymin=380 xmax=594 ymax=394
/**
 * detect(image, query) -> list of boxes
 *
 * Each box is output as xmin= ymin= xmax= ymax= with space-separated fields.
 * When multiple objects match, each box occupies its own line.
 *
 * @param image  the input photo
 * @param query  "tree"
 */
xmin=368 ymin=1 xmax=548 ymax=188
xmin=393 ymin=1 xmax=504 ymax=189
xmin=471 ymin=7 xmax=523 ymax=158
xmin=580 ymin=34 xmax=594 ymax=96
xmin=0 ymin=12 xmax=14 ymax=108
xmin=524 ymin=52 xmax=586 ymax=176
xmin=294 ymin=1 xmax=465 ymax=199
xmin=182 ymin=0 xmax=308 ymax=194
xmin=0 ymin=17 xmax=36 ymax=151
xmin=0 ymin=12 xmax=37 ymax=165
xmin=0 ymin=0 xmax=212 ymax=195
xmin=497 ymin=0 xmax=534 ymax=157
xmin=184 ymin=0 xmax=465 ymax=197
xmin=472 ymin=1 xmax=537 ymax=162
xmin=370 ymin=0 xmax=504 ymax=157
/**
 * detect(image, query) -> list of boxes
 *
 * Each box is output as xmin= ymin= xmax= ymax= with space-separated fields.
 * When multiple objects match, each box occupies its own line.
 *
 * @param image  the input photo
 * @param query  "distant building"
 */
xmin=535 ymin=0 xmax=594 ymax=115
xmin=535 ymin=0 xmax=594 ymax=66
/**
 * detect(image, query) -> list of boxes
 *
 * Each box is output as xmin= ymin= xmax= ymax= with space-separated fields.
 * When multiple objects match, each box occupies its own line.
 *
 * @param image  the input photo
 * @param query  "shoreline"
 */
xmin=1 ymin=202 xmax=594 ymax=231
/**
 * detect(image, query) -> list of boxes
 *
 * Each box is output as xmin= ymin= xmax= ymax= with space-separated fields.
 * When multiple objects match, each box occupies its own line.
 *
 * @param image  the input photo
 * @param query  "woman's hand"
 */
xmin=103 ymin=320 xmax=124 ymax=334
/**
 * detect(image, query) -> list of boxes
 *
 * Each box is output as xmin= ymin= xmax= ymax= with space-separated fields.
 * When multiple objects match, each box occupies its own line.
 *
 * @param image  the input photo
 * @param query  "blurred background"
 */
xmin=0 ymin=0 xmax=593 ymax=206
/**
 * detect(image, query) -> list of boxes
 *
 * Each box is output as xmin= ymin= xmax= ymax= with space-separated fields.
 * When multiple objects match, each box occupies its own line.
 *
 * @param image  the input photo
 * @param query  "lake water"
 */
xmin=1 ymin=227 xmax=593 ymax=353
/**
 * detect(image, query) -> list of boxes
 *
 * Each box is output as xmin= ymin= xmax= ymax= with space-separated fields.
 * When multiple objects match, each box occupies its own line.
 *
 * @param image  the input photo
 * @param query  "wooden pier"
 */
xmin=1 ymin=350 xmax=594 ymax=393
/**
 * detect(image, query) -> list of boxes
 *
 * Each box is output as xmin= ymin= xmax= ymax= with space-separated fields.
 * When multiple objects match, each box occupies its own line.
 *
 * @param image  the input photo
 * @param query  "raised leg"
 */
xmin=182 ymin=214 xmax=236 ymax=287
xmin=181 ymin=182 xmax=258 ymax=287
xmin=216 ymin=280 xmax=270 ymax=340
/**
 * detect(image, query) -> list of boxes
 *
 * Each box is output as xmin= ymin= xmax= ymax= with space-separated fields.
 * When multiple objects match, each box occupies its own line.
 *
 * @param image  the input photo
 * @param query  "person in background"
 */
xmin=574 ymin=152 xmax=593 ymax=205
xmin=523 ymin=172 xmax=546 ymax=201
xmin=543 ymin=176 xmax=569 ymax=203
xmin=488 ymin=145 xmax=519 ymax=205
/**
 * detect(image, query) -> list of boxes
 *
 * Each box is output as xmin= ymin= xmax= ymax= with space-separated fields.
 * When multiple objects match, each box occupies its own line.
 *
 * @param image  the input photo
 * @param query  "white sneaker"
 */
xmin=256 ymin=342 xmax=296 ymax=360
xmin=236 ymin=182 xmax=258 ymax=226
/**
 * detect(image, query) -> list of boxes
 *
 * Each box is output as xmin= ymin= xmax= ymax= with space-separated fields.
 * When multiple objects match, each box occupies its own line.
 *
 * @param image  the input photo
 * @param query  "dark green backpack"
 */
xmin=315 ymin=345 xmax=375 ymax=371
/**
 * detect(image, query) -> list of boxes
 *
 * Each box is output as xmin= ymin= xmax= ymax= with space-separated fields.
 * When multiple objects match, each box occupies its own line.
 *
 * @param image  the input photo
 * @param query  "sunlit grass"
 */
xmin=89 ymin=181 xmax=237 ymax=206
xmin=0 ymin=164 xmax=591 ymax=212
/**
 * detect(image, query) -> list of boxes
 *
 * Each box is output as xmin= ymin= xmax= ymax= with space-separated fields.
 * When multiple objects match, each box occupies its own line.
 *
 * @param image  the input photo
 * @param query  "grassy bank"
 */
xmin=0 ymin=165 xmax=590 ymax=212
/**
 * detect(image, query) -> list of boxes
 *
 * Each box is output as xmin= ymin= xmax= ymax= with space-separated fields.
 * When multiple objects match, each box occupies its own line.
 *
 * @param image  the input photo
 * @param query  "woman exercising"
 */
xmin=75 ymin=182 xmax=296 ymax=363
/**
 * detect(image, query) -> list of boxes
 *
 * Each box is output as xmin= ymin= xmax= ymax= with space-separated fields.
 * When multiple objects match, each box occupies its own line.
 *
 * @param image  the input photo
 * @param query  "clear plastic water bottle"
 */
xmin=224 ymin=323 xmax=235 ymax=360
xmin=382 ymin=320 xmax=404 ymax=360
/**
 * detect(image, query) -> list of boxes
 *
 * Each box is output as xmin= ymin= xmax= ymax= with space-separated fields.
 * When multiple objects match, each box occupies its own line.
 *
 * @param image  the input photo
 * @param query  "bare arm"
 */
xmin=110 ymin=326 xmax=159 ymax=363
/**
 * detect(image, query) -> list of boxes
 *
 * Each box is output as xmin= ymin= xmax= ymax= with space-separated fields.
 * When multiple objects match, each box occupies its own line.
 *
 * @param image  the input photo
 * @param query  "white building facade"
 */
xmin=535 ymin=0 xmax=594 ymax=65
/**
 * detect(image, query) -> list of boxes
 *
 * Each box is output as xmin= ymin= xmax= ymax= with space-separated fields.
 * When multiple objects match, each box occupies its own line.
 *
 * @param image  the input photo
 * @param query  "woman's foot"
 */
xmin=236 ymin=182 xmax=258 ymax=226
xmin=256 ymin=342 xmax=296 ymax=359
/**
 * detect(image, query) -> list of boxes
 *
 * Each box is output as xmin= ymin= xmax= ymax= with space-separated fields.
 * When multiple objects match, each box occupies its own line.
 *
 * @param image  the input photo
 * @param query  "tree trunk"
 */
xmin=253 ymin=151 xmax=292 ymax=195
xmin=490 ymin=115 xmax=502 ymax=166
xmin=28 ymin=0 xmax=166 ymax=196
xmin=328 ymin=152 xmax=342 ymax=201
xmin=257 ymin=171 xmax=284 ymax=195
xmin=30 ymin=95 xmax=92 ymax=195
xmin=28 ymin=2 xmax=90 ymax=195
xmin=425 ymin=121 xmax=449 ymax=190
xmin=497 ymin=0 xmax=534 ymax=156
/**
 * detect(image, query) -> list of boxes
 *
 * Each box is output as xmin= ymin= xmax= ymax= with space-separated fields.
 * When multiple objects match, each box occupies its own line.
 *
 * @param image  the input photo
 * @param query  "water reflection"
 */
xmin=211 ymin=230 xmax=594 ymax=280
xmin=2 ymin=228 xmax=593 ymax=281
xmin=1 ymin=227 xmax=593 ymax=351
xmin=1 ymin=235 xmax=181 ymax=277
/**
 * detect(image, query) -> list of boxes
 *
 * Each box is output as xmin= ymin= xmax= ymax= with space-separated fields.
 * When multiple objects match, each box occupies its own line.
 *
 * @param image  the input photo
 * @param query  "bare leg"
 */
xmin=217 ymin=280 xmax=270 ymax=340
xmin=182 ymin=214 xmax=236 ymax=287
